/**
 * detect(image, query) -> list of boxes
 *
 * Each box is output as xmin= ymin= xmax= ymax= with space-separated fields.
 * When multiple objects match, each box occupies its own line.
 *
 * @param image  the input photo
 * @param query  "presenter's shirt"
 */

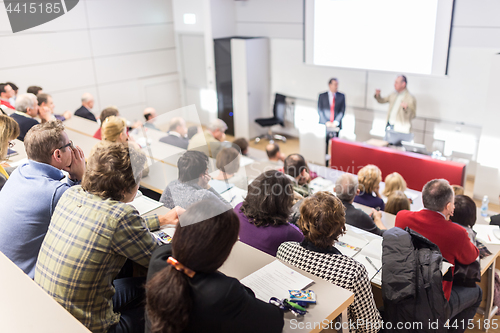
xmin=388 ymin=92 xmax=405 ymax=126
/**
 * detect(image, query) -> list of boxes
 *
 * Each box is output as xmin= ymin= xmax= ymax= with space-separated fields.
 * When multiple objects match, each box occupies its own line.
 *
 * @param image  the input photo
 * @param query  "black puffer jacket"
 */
xmin=382 ymin=227 xmax=450 ymax=332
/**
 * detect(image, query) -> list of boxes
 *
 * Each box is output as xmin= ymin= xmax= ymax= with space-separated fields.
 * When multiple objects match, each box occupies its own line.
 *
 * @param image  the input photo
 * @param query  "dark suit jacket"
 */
xmin=10 ymin=113 xmax=39 ymax=141
xmin=342 ymin=201 xmax=385 ymax=236
xmin=317 ymin=91 xmax=345 ymax=129
xmin=74 ymin=106 xmax=97 ymax=122
xmin=159 ymin=133 xmax=189 ymax=149
xmin=146 ymin=245 xmax=284 ymax=333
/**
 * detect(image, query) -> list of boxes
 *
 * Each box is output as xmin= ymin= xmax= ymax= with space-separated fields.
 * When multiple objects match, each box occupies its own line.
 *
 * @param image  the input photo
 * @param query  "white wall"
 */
xmin=0 ymin=0 xmax=181 ymax=122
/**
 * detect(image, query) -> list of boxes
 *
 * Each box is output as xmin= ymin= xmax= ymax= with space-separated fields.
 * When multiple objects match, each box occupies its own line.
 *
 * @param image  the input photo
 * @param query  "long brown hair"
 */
xmin=146 ymin=200 xmax=240 ymax=333
xmin=0 ymin=115 xmax=20 ymax=161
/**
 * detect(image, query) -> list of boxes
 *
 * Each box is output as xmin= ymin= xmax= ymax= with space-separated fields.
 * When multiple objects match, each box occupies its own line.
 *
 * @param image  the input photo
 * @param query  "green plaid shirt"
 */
xmin=34 ymin=186 xmax=160 ymax=333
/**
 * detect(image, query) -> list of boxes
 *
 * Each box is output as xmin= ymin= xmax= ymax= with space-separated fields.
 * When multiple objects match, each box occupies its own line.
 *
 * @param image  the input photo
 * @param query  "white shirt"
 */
xmin=388 ymin=92 xmax=405 ymax=126
xmin=327 ymin=91 xmax=340 ymax=127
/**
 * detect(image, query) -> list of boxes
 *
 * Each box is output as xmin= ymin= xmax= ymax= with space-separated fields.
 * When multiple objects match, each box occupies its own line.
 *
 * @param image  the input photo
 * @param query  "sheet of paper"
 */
xmin=359 ymin=238 xmax=383 ymax=261
xmin=353 ymin=255 xmax=382 ymax=283
xmin=220 ymin=187 xmax=247 ymax=208
xmin=337 ymin=233 xmax=370 ymax=250
xmin=239 ymin=155 xmax=255 ymax=167
xmin=442 ymin=262 xmax=454 ymax=276
xmin=473 ymin=224 xmax=500 ymax=244
xmin=309 ymin=177 xmax=334 ymax=193
xmin=241 ymin=260 xmax=314 ymax=302
xmin=208 ymin=179 xmax=234 ymax=194
xmin=128 ymin=196 xmax=163 ymax=216
xmin=404 ymin=190 xmax=419 ymax=201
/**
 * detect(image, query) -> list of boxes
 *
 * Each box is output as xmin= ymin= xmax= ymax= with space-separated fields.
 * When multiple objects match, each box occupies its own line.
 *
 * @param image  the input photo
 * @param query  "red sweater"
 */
xmin=0 ymin=100 xmax=15 ymax=110
xmin=395 ymin=209 xmax=479 ymax=300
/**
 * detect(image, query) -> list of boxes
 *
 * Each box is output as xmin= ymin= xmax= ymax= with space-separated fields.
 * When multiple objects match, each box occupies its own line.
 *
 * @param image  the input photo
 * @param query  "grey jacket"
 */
xmin=160 ymin=180 xmax=230 ymax=211
xmin=0 ymin=166 xmax=15 ymax=191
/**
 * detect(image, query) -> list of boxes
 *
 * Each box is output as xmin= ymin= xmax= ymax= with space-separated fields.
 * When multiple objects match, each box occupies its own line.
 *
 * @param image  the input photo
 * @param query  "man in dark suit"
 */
xmin=317 ymin=78 xmax=346 ymax=165
xmin=335 ymin=173 xmax=386 ymax=236
xmin=159 ymin=117 xmax=189 ymax=149
xmin=74 ymin=93 xmax=97 ymax=122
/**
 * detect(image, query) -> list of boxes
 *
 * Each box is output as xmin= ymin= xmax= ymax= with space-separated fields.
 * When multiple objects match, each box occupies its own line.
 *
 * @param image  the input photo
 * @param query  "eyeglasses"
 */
xmin=8 ymin=141 xmax=15 ymax=148
xmin=57 ymin=140 xmax=74 ymax=151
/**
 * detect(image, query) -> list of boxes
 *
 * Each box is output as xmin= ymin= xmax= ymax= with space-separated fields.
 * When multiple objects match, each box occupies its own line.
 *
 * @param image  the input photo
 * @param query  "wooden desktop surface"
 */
xmin=0 ymin=252 xmax=91 ymax=333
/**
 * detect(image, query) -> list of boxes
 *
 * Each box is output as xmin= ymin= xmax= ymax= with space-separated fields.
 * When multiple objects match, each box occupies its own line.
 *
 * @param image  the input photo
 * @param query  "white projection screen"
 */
xmin=304 ymin=0 xmax=454 ymax=75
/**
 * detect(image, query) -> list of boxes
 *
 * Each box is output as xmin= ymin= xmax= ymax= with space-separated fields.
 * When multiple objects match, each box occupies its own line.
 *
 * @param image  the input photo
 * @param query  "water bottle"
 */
xmin=481 ymin=195 xmax=489 ymax=217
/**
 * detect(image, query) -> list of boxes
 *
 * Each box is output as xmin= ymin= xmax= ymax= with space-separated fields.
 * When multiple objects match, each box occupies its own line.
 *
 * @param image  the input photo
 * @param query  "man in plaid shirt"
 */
xmin=35 ymin=142 xmax=182 ymax=333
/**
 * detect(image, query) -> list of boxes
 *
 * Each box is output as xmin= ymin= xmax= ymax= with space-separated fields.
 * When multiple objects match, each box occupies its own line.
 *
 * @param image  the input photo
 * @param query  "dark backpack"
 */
xmin=382 ymin=227 xmax=450 ymax=332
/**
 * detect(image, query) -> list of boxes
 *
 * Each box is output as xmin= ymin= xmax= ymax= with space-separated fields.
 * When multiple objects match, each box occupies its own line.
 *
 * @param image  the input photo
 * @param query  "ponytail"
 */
xmin=146 ymin=266 xmax=192 ymax=333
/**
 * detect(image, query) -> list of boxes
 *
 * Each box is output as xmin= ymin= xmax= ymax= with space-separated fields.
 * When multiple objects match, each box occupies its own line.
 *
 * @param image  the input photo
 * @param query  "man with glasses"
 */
xmin=0 ymin=121 xmax=85 ymax=278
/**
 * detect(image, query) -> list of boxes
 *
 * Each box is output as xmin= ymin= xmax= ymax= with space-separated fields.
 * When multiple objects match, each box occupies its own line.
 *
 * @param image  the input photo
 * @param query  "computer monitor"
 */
xmin=384 ymin=130 xmax=414 ymax=146
xmin=402 ymin=141 xmax=428 ymax=155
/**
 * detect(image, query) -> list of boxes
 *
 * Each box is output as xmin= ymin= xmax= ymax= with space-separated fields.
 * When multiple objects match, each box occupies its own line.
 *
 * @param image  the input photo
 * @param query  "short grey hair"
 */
xmin=81 ymin=93 xmax=93 ymax=103
xmin=169 ymin=117 xmax=185 ymax=131
xmin=422 ymin=179 xmax=454 ymax=212
xmin=15 ymin=93 xmax=37 ymax=113
xmin=207 ymin=119 xmax=227 ymax=132
xmin=335 ymin=173 xmax=358 ymax=202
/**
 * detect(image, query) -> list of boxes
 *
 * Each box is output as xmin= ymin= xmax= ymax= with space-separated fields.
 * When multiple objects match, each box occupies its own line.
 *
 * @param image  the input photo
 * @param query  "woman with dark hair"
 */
xmin=277 ymin=192 xmax=382 ymax=332
xmin=450 ymin=195 xmax=478 ymax=243
xmin=146 ymin=200 xmax=284 ymax=333
xmin=235 ymin=169 xmax=304 ymax=256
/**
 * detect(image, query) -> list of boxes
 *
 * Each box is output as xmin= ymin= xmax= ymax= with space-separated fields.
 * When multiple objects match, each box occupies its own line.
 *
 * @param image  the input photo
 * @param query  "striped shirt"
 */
xmin=34 ymin=186 xmax=160 ymax=333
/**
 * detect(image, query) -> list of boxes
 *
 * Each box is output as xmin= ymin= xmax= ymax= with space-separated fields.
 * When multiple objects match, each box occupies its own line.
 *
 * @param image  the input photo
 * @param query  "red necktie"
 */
xmin=330 ymin=94 xmax=336 ymax=122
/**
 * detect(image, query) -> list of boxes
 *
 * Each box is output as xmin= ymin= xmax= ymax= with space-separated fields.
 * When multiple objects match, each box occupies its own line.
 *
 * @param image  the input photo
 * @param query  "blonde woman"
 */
xmin=354 ymin=164 xmax=385 ymax=210
xmin=92 ymin=116 xmax=149 ymax=177
xmin=0 ymin=114 xmax=20 ymax=190
xmin=382 ymin=172 xmax=407 ymax=197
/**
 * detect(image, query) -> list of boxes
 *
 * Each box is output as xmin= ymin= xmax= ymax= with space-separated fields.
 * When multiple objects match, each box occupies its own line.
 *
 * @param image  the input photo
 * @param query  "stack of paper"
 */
xmin=241 ymin=260 xmax=314 ymax=302
xmin=128 ymin=195 xmax=163 ymax=215
xmin=309 ymin=177 xmax=335 ymax=193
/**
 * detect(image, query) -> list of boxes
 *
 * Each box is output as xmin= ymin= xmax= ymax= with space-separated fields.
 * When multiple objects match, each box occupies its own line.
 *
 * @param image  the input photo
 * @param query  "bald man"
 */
xmin=160 ymin=117 xmax=189 ymax=149
xmin=74 ymin=93 xmax=97 ymax=122
xmin=143 ymin=107 xmax=159 ymax=130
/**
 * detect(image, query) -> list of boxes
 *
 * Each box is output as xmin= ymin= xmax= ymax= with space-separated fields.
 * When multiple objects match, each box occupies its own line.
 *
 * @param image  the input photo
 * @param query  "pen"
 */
xmin=365 ymin=256 xmax=378 ymax=271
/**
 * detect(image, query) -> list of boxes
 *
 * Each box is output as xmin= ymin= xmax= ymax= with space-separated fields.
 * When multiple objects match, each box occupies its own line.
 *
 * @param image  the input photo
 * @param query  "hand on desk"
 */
xmin=159 ymin=206 xmax=185 ymax=226
xmin=370 ymin=209 xmax=386 ymax=230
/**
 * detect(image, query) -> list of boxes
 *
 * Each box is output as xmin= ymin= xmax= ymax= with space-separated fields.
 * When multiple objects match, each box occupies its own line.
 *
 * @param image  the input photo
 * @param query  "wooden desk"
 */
xmin=0 ymin=252 xmax=91 ymax=333
xmin=63 ymin=116 xmax=100 ymax=137
xmin=140 ymin=162 xmax=178 ymax=194
xmin=220 ymin=241 xmax=354 ymax=333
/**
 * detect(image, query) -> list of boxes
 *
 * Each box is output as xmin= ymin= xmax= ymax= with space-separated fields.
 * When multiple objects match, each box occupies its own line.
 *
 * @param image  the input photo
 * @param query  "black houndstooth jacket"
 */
xmin=277 ymin=241 xmax=381 ymax=333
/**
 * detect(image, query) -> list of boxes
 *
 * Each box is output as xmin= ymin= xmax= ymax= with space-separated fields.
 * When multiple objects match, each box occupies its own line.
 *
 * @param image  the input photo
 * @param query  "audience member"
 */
xmin=266 ymin=143 xmax=285 ymax=164
xmin=283 ymin=153 xmax=312 ymax=198
xmin=6 ymin=82 xmax=18 ymax=107
xmin=382 ymin=172 xmax=407 ymax=197
xmin=384 ymin=190 xmax=410 ymax=215
xmin=277 ymin=191 xmax=382 ymax=331
xmin=354 ymin=164 xmax=385 ymax=210
xmin=395 ymin=179 xmax=481 ymax=332
xmin=143 ymin=107 xmax=159 ymax=130
xmin=0 ymin=115 xmax=20 ymax=190
xmin=335 ymin=173 xmax=386 ymax=236
xmin=187 ymin=125 xmax=199 ymax=140
xmin=188 ymin=119 xmax=227 ymax=158
xmin=452 ymin=185 xmax=465 ymax=196
xmin=235 ymin=170 xmax=303 ymax=256
xmin=160 ymin=150 xmax=229 ymax=210
xmin=37 ymin=93 xmax=72 ymax=122
xmin=75 ymin=92 xmax=97 ymax=122
xmin=27 ymin=85 xmax=43 ymax=96
xmin=10 ymin=93 xmax=51 ymax=141
xmin=101 ymin=116 xmax=129 ymax=143
xmin=146 ymin=200 xmax=284 ymax=333
xmin=93 ymin=106 xmax=119 ymax=139
xmin=450 ymin=195 xmax=478 ymax=243
xmin=213 ymin=147 xmax=247 ymax=189
xmin=0 ymin=121 xmax=85 ymax=278
xmin=35 ymin=143 xmax=182 ymax=333
xmin=159 ymin=117 xmax=189 ymax=149
xmin=0 ymin=83 xmax=15 ymax=112
xmin=491 ymin=195 xmax=500 ymax=226
xmin=232 ymin=137 xmax=249 ymax=156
